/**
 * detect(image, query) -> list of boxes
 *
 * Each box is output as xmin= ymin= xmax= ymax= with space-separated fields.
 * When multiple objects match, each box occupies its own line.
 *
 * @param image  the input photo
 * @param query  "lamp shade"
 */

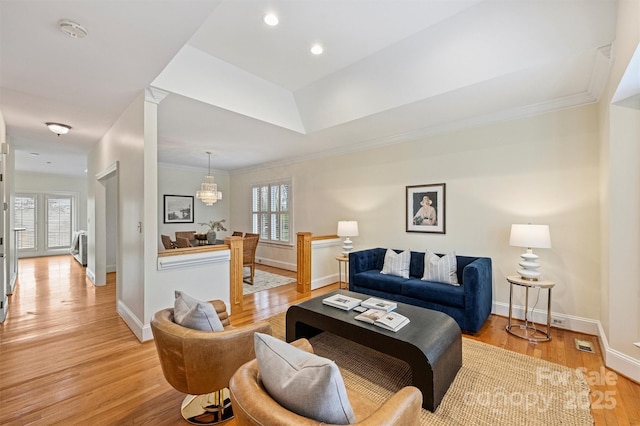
xmin=337 ymin=221 xmax=359 ymax=237
xmin=510 ymin=224 xmax=551 ymax=248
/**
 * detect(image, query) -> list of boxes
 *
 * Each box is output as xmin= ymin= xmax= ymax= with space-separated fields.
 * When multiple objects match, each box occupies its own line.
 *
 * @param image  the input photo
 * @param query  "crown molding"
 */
xmin=145 ymin=87 xmax=169 ymax=104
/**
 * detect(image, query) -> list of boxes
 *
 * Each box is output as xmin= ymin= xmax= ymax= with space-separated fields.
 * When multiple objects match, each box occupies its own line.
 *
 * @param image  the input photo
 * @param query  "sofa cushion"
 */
xmin=254 ymin=333 xmax=356 ymax=424
xmin=173 ymin=291 xmax=224 ymax=332
xmin=380 ymin=249 xmax=410 ymax=278
xmin=353 ymin=270 xmax=406 ymax=293
xmin=402 ymin=279 xmax=466 ymax=308
xmin=422 ymin=251 xmax=459 ymax=285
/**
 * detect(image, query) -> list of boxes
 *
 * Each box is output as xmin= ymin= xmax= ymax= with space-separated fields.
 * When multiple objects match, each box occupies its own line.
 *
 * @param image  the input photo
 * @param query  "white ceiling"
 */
xmin=0 ymin=0 xmax=617 ymax=176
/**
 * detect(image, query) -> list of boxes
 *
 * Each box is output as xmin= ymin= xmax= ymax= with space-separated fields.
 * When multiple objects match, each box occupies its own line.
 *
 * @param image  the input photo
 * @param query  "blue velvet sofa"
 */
xmin=349 ymin=248 xmax=492 ymax=333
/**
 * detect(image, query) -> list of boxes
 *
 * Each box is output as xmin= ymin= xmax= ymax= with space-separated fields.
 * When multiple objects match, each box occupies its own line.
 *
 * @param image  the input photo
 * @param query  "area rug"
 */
xmin=264 ymin=312 xmax=594 ymax=425
xmin=243 ymin=269 xmax=295 ymax=295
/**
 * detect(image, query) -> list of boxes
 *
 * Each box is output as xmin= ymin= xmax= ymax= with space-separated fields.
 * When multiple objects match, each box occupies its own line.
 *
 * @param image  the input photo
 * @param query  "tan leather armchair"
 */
xmin=229 ymin=338 xmax=423 ymax=426
xmin=151 ymin=300 xmax=272 ymax=425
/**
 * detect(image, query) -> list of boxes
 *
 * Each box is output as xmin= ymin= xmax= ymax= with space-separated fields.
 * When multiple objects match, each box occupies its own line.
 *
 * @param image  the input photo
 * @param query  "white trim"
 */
xmin=311 ymin=272 xmax=339 ymax=290
xmin=116 ymin=299 xmax=146 ymax=342
xmin=493 ymin=300 xmax=640 ymax=383
xmin=492 ymin=301 xmax=600 ymax=335
xmin=255 ymin=256 xmax=296 ymax=271
xmin=0 ymin=295 xmax=7 ymax=322
xmin=86 ymin=267 xmax=96 ymax=284
xmin=157 ymin=250 xmax=230 ymax=271
xmin=95 ymin=161 xmax=118 ymax=180
xmin=311 ymin=238 xmax=341 ymax=248
xmin=597 ymin=322 xmax=640 ymax=383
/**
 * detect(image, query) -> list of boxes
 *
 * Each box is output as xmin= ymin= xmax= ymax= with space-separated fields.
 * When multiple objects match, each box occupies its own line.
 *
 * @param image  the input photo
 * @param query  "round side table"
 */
xmin=506 ymin=274 xmax=555 ymax=342
xmin=336 ymin=256 xmax=349 ymax=289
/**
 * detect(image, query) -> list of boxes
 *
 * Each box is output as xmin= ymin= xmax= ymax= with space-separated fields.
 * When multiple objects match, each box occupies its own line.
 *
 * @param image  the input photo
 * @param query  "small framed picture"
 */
xmin=406 ymin=183 xmax=446 ymax=234
xmin=163 ymin=195 xmax=194 ymax=224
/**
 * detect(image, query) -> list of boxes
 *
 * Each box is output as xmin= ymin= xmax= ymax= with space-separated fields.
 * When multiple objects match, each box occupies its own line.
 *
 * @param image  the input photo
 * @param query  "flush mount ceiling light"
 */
xmin=263 ymin=13 xmax=279 ymax=26
xmin=310 ymin=43 xmax=324 ymax=55
xmin=46 ymin=122 xmax=71 ymax=136
xmin=58 ymin=19 xmax=88 ymax=38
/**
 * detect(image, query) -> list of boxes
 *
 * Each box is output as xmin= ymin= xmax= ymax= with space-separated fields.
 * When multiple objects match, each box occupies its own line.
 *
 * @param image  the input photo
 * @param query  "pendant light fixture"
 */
xmin=195 ymin=151 xmax=222 ymax=206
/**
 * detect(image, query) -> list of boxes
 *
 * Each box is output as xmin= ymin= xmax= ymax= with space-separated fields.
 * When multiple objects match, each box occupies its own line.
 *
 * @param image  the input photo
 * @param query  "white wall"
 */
xmin=231 ymin=104 xmax=601 ymax=323
xmin=597 ymin=0 xmax=640 ymax=382
xmin=14 ymin=171 xmax=88 ymax=258
xmin=157 ymin=164 xmax=230 ymax=250
xmin=88 ymin=94 xmax=145 ymax=327
xmin=0 ymin=110 xmax=7 ymax=322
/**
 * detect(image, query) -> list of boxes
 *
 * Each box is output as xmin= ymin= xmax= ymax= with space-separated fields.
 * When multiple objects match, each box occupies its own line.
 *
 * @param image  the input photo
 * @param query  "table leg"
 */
xmin=507 ymin=281 xmax=513 ymax=331
xmin=546 ymin=288 xmax=552 ymax=339
xmin=524 ymin=286 xmax=530 ymax=327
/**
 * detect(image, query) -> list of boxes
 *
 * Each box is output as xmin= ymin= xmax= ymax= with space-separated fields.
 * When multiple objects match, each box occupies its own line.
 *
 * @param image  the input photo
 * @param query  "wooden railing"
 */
xmin=157 ymin=232 xmax=339 ymax=314
xmin=157 ymin=236 xmax=244 ymax=315
xmin=296 ymin=232 xmax=340 ymax=294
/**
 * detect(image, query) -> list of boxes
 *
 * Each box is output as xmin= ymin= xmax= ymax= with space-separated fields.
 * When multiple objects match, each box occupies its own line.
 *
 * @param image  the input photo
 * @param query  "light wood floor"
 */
xmin=0 ymin=256 xmax=638 ymax=425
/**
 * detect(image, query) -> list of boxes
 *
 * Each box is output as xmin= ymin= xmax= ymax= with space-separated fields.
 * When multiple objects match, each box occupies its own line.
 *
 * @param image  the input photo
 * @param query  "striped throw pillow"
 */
xmin=422 ymin=251 xmax=459 ymax=285
xmin=380 ymin=249 xmax=411 ymax=279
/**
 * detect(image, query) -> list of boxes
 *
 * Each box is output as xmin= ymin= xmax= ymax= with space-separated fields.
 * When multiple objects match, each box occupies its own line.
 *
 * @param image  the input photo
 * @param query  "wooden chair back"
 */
xmin=242 ymin=234 xmax=260 ymax=284
xmin=176 ymin=237 xmax=192 ymax=248
xmin=161 ymin=234 xmax=176 ymax=249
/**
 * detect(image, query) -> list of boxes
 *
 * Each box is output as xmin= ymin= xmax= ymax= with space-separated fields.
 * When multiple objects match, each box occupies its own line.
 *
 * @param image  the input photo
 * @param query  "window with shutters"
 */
xmin=15 ymin=192 xmax=76 ymax=252
xmin=14 ymin=195 xmax=36 ymax=250
xmin=46 ymin=195 xmax=73 ymax=249
xmin=251 ymin=179 xmax=292 ymax=245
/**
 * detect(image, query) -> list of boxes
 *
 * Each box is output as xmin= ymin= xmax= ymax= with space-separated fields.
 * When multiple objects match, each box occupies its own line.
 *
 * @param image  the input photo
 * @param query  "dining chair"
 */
xmin=242 ymin=233 xmax=259 ymax=285
xmin=232 ymin=231 xmax=243 ymax=237
xmin=175 ymin=230 xmax=196 ymax=241
xmin=176 ymin=237 xmax=193 ymax=248
xmin=161 ymin=234 xmax=177 ymax=249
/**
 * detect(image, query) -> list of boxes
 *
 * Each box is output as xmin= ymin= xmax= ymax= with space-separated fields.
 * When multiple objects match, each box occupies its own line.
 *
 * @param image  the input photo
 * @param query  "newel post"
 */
xmin=297 ymin=232 xmax=312 ymax=293
xmin=225 ymin=236 xmax=244 ymax=314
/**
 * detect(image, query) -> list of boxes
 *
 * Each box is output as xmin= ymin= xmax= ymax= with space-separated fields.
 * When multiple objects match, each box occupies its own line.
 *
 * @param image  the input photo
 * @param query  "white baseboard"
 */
xmin=492 ymin=301 xmax=600 ymax=335
xmin=8 ymin=274 xmax=16 ymax=295
xmin=494 ymin=301 xmax=640 ymax=383
xmin=116 ymin=299 xmax=150 ymax=342
xmin=597 ymin=322 xmax=640 ymax=383
xmin=312 ymin=273 xmax=339 ymax=290
xmin=86 ymin=267 xmax=96 ymax=284
xmin=106 ymin=264 xmax=116 ymax=273
xmin=255 ymin=256 xmax=296 ymax=271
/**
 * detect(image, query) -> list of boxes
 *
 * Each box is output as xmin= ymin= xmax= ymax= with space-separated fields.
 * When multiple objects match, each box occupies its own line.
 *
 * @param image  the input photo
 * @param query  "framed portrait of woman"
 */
xmin=406 ymin=183 xmax=445 ymax=234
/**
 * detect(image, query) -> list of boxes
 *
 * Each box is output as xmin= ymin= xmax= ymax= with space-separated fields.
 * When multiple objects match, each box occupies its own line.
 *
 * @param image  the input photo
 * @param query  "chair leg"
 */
xmin=243 ymin=265 xmax=254 ymax=285
xmin=181 ymin=388 xmax=234 ymax=425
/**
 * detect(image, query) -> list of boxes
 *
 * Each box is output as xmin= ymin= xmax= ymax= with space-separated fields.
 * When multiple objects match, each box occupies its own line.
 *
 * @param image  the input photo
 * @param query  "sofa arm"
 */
xmin=349 ymin=248 xmax=384 ymax=277
xmin=462 ymin=257 xmax=493 ymax=333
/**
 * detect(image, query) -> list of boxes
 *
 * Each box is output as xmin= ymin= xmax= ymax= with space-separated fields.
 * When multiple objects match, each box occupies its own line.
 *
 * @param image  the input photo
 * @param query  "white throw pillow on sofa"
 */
xmin=380 ymin=249 xmax=411 ymax=279
xmin=422 ymin=251 xmax=459 ymax=285
xmin=254 ymin=333 xmax=356 ymax=424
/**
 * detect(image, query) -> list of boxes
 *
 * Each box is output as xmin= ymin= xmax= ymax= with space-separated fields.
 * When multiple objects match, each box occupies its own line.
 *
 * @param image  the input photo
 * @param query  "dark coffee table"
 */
xmin=286 ymin=290 xmax=462 ymax=411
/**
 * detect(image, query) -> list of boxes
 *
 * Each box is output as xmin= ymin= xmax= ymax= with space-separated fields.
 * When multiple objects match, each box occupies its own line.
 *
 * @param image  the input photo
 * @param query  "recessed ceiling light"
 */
xmin=310 ymin=44 xmax=324 ymax=55
xmin=264 ymin=13 xmax=279 ymax=26
xmin=46 ymin=122 xmax=72 ymax=136
xmin=58 ymin=19 xmax=88 ymax=38
xmin=29 ymin=152 xmax=40 ymax=156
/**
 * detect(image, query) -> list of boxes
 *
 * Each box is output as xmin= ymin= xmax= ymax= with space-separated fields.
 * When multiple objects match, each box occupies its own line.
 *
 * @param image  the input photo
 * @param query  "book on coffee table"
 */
xmin=355 ymin=309 xmax=410 ymax=332
xmin=322 ymin=294 xmax=363 ymax=311
xmin=361 ymin=297 xmax=397 ymax=312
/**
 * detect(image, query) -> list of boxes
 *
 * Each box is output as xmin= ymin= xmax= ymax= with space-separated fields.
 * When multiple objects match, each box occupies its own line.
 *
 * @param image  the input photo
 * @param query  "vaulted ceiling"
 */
xmin=0 ymin=0 xmax=617 ymax=176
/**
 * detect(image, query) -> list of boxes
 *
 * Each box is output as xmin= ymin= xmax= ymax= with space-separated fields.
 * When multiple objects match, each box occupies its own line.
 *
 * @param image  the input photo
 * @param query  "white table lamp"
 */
xmin=337 ymin=221 xmax=359 ymax=256
xmin=509 ymin=224 xmax=551 ymax=281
